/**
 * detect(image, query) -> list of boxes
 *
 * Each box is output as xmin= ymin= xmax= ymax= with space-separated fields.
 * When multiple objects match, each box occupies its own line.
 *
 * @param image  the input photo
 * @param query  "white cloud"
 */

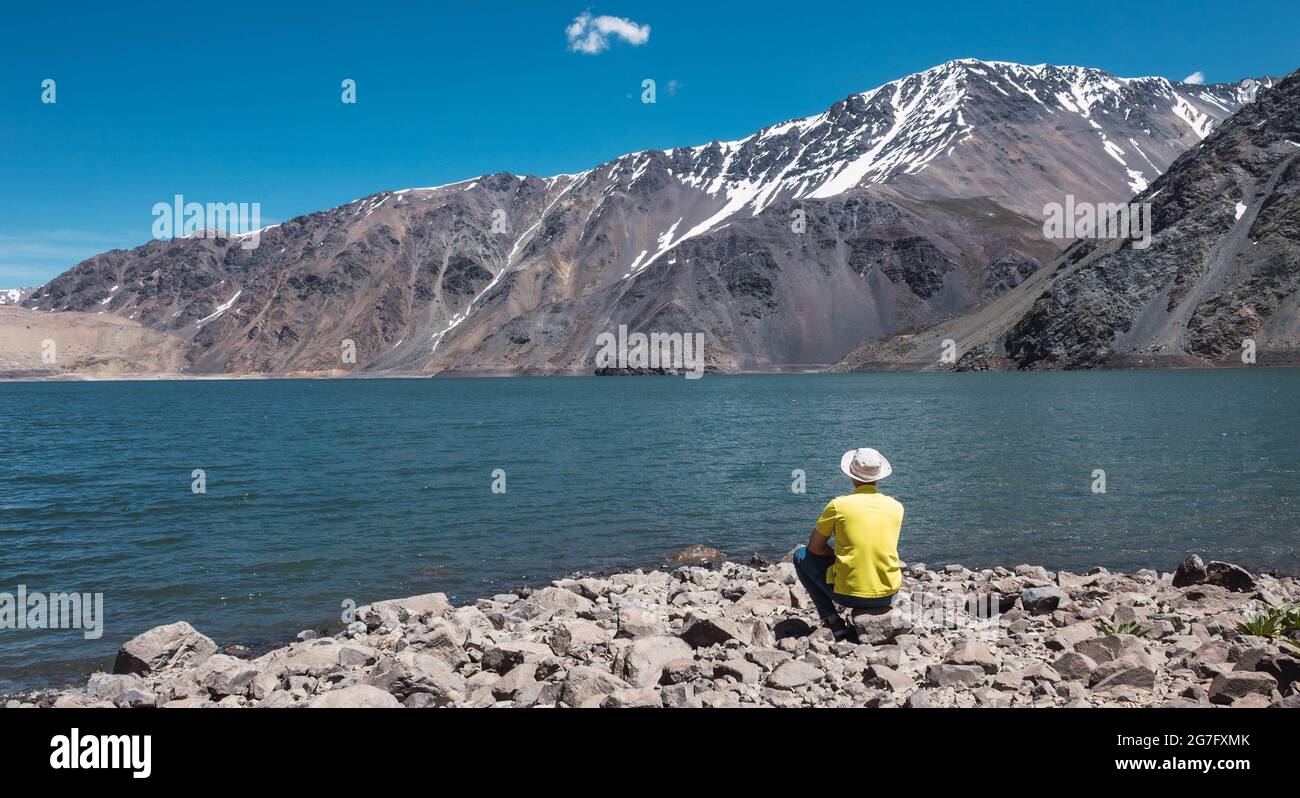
xmin=1182 ymin=70 xmax=1206 ymax=85
xmin=566 ymin=11 xmax=650 ymax=54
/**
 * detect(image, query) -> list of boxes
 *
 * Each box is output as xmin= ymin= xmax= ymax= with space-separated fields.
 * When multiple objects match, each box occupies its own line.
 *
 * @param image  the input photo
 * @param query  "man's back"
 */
xmin=814 ymin=484 xmax=904 ymax=598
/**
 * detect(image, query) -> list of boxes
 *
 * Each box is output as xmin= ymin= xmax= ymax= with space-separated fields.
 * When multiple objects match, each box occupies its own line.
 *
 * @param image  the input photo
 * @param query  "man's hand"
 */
xmin=807 ymin=529 xmax=833 ymax=556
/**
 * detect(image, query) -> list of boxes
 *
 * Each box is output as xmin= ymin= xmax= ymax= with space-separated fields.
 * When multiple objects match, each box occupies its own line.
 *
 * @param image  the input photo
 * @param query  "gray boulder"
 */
xmin=680 ymin=613 xmax=749 ymax=648
xmin=1089 ymin=655 xmax=1157 ymax=691
xmin=943 ymin=640 xmax=1000 ymax=673
xmin=1052 ymin=651 xmax=1098 ymax=681
xmin=561 ymin=666 xmax=632 ymax=707
xmin=925 ymin=664 xmax=985 ymax=688
xmin=306 ymin=685 xmax=401 ymax=708
xmin=601 ymin=687 xmax=662 ymax=708
xmin=766 ymin=659 xmax=825 ymax=690
xmin=1204 ymin=562 xmax=1256 ymax=592
xmin=714 ymin=658 xmax=763 ymax=684
xmin=1075 ymin=634 xmax=1147 ymax=665
xmin=356 ymin=592 xmax=450 ymax=630
xmin=1209 ymin=671 xmax=1278 ymax=704
xmin=865 ymin=664 xmax=914 ymax=693
xmin=112 ymin=621 xmax=217 ymax=675
xmin=616 ymin=606 xmax=665 ymax=639
xmin=362 ymin=651 xmax=464 ymax=703
xmin=1172 ymin=554 xmax=1208 ymax=587
xmin=522 ymin=586 xmax=597 ymax=617
xmin=194 ymin=654 xmax=261 ymax=698
xmin=620 ymin=636 xmax=693 ymax=687
xmin=1020 ymin=586 xmax=1068 ymax=615
xmin=86 ymin=672 xmax=145 ymax=703
xmin=665 ymin=545 xmax=726 ymax=566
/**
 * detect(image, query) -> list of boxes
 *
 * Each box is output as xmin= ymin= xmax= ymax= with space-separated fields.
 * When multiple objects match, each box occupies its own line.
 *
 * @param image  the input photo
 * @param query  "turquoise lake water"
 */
xmin=1 ymin=369 xmax=1297 ymax=690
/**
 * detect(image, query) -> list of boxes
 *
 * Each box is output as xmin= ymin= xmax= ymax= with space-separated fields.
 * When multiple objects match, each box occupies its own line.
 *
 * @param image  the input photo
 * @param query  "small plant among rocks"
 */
xmin=1236 ymin=603 xmax=1300 ymax=648
xmin=1097 ymin=619 xmax=1150 ymax=638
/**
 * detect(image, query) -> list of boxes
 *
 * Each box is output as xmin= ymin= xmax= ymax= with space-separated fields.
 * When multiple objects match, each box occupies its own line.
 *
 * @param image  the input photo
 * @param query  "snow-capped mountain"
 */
xmin=837 ymin=67 xmax=1300 ymax=371
xmin=22 ymin=60 xmax=1267 ymax=375
xmin=0 ymin=288 xmax=33 ymax=305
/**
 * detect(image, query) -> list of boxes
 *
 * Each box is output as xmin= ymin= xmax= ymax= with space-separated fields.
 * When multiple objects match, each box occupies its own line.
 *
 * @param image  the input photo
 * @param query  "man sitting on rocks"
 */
xmin=793 ymin=447 xmax=904 ymax=642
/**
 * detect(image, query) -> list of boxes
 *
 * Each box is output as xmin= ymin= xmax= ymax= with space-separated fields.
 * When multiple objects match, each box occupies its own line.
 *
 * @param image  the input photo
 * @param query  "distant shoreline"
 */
xmin=3 ymin=360 xmax=1300 ymax=383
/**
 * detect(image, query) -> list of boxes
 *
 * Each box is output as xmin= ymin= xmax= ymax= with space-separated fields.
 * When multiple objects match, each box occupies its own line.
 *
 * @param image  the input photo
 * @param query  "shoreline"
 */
xmin=4 ymin=362 xmax=1300 ymax=384
xmin=6 ymin=549 xmax=1296 ymax=709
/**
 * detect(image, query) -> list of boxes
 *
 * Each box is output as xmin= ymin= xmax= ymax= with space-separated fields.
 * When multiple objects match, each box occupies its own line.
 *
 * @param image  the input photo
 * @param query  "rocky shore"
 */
xmin=8 ymin=550 xmax=1298 ymax=709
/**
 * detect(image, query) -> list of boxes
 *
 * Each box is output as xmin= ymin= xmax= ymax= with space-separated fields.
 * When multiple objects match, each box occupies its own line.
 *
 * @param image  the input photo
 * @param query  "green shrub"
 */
xmin=1098 ymin=619 xmax=1150 ymax=638
xmin=1236 ymin=603 xmax=1300 ymax=640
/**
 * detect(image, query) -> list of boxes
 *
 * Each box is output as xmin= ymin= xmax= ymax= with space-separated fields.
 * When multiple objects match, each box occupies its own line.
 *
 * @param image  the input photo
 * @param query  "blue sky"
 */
xmin=2 ymin=0 xmax=1297 ymax=286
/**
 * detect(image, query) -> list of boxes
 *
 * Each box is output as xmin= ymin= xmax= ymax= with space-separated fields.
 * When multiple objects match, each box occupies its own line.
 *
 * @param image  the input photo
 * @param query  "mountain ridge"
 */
xmin=834 ymin=67 xmax=1300 ymax=371
xmin=14 ymin=59 xmax=1270 ymax=377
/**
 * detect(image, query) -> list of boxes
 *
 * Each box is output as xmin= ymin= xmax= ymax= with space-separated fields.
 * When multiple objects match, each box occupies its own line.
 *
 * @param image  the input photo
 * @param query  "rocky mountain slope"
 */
xmin=22 ymin=60 xmax=1258 ymax=375
xmin=835 ymin=68 xmax=1300 ymax=371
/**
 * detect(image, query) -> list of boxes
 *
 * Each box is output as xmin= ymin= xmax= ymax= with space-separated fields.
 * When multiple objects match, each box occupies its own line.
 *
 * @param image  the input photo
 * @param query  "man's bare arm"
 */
xmin=807 ymin=529 xmax=832 ymax=556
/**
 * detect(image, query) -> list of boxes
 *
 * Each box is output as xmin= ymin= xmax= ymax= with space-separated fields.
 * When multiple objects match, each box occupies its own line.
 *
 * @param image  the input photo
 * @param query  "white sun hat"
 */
xmin=840 ymin=447 xmax=892 ymax=482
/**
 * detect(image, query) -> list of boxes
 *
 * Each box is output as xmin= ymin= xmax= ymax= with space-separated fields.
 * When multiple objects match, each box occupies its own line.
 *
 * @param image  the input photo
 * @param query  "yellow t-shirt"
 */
xmin=813 ymin=484 xmax=904 ymax=598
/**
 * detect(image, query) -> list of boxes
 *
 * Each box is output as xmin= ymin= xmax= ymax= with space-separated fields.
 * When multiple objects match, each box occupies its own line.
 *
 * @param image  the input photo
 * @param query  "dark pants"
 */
xmin=793 ymin=545 xmax=894 ymax=622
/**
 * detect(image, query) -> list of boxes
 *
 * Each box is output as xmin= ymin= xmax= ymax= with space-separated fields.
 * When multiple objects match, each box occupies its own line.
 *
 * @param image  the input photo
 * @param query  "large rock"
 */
xmin=356 ymin=592 xmax=450 ymax=630
xmin=925 ymin=664 xmax=985 ymax=688
xmin=1053 ymin=651 xmax=1098 ymax=681
xmin=680 ymin=613 xmax=749 ymax=648
xmin=661 ymin=683 xmax=701 ymax=708
xmin=851 ymin=611 xmax=912 ymax=644
xmin=53 ymin=694 xmax=115 ymax=709
xmin=86 ymin=672 xmax=145 ymax=703
xmin=766 ymin=660 xmax=825 ymax=690
xmin=416 ymin=626 xmax=470 ymax=669
xmin=481 ymin=640 xmax=554 ymax=673
xmin=362 ymin=651 xmax=464 ymax=703
xmin=521 ymin=586 xmax=597 ymax=617
xmin=661 ymin=658 xmax=703 ymax=684
xmin=601 ymin=688 xmax=662 ymax=708
xmin=665 ymin=545 xmax=726 ymax=566
xmin=1089 ymin=655 xmax=1157 ymax=691
xmin=112 ymin=621 xmax=217 ymax=675
xmin=1171 ymin=555 xmax=1208 ymax=587
xmin=307 ymin=685 xmax=401 ymax=708
xmin=194 ymin=654 xmax=261 ymax=698
xmin=773 ymin=617 xmax=816 ymax=640
xmin=1209 ymin=671 xmax=1277 ymax=705
xmin=865 ymin=664 xmax=914 ymax=693
xmin=114 ymin=687 xmax=160 ymax=708
xmin=1203 ymin=562 xmax=1256 ymax=592
xmin=714 ymin=658 xmax=763 ymax=684
xmin=561 ymin=666 xmax=632 ymax=707
xmin=620 ymin=636 xmax=693 ymax=687
xmin=259 ymin=640 xmax=377 ymax=679
xmin=492 ymin=663 xmax=539 ymax=701
xmin=1248 ymin=652 xmax=1300 ymax=694
xmin=616 ymin=607 xmax=665 ymax=639
xmin=1075 ymin=634 xmax=1146 ymax=665
xmin=1046 ymin=622 xmax=1098 ymax=651
xmin=746 ymin=648 xmax=794 ymax=670
xmin=1182 ymin=640 xmax=1233 ymax=678
xmin=943 ymin=640 xmax=999 ymax=673
xmin=552 ymin=618 xmax=608 ymax=651
xmin=1020 ymin=586 xmax=1068 ymax=615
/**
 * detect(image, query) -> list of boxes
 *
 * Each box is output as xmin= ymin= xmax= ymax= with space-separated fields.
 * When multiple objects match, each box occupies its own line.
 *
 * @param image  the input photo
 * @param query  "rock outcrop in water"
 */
xmin=13 ymin=551 xmax=1298 ymax=709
